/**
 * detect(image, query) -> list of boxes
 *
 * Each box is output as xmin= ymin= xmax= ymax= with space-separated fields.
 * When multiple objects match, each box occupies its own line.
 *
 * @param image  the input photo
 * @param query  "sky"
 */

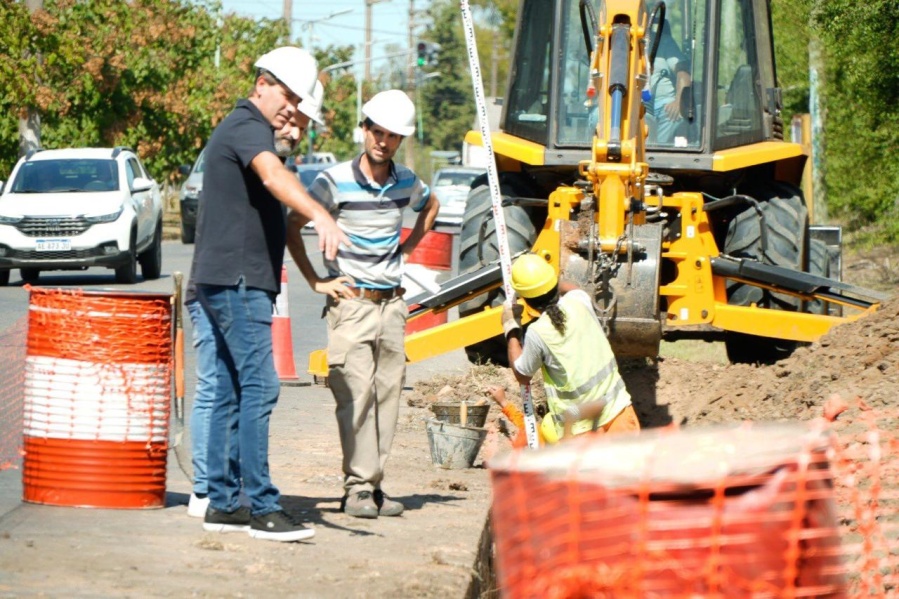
xmin=216 ymin=0 xmax=414 ymax=75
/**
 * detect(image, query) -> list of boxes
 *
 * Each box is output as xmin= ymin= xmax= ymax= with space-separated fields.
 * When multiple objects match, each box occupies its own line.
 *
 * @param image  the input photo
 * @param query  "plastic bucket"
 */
xmin=426 ymin=418 xmax=487 ymax=469
xmin=22 ymin=288 xmax=173 ymax=509
xmin=430 ymin=402 xmax=490 ymax=428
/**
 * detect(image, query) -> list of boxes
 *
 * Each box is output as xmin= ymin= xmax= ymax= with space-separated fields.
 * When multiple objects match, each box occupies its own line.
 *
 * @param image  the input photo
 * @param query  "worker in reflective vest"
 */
xmin=501 ymin=254 xmax=641 ymax=443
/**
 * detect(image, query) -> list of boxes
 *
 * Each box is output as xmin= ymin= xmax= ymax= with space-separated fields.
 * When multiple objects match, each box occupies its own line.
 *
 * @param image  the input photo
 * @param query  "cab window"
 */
xmin=714 ymin=0 xmax=764 ymax=148
xmin=504 ymin=0 xmax=554 ymax=145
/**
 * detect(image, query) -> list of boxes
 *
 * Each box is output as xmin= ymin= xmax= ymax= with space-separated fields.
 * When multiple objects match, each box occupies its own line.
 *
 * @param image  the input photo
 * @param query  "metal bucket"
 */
xmin=426 ymin=418 xmax=487 ymax=469
xmin=430 ymin=402 xmax=490 ymax=428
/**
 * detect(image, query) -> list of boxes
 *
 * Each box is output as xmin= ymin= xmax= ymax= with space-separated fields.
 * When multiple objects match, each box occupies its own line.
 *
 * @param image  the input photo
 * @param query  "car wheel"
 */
xmin=20 ymin=268 xmax=40 ymax=282
xmin=181 ymin=221 xmax=195 ymax=244
xmin=139 ymin=223 xmax=163 ymax=280
xmin=115 ymin=230 xmax=138 ymax=284
xmin=0 ymin=270 xmax=9 ymax=286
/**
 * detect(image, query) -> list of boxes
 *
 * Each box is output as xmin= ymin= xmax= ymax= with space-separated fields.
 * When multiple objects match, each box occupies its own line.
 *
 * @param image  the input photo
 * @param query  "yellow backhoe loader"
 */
xmin=309 ymin=0 xmax=885 ymax=378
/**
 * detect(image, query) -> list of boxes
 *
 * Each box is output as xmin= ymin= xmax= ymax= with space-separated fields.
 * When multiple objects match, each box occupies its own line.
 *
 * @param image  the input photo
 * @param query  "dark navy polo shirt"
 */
xmin=192 ymin=99 xmax=285 ymax=293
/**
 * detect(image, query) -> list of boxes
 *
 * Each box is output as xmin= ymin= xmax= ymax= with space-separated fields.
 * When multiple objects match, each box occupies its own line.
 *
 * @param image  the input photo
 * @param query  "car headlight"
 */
xmin=0 ymin=215 xmax=23 ymax=225
xmin=83 ymin=207 xmax=124 ymax=223
xmin=182 ymin=184 xmax=201 ymax=200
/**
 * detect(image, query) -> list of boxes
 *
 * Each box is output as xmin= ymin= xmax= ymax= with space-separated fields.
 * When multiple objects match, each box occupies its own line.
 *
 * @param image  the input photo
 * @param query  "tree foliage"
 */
xmin=811 ymin=0 xmax=899 ymax=240
xmin=1 ymin=0 xmax=895 ymax=242
xmin=412 ymin=0 xmax=511 ymax=177
xmin=0 ymin=0 xmax=286 ymax=180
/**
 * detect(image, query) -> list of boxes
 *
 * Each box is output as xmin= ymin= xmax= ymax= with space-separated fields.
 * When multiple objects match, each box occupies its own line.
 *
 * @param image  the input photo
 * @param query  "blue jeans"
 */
xmin=187 ymin=299 xmax=216 ymax=496
xmin=197 ymin=280 xmax=282 ymax=516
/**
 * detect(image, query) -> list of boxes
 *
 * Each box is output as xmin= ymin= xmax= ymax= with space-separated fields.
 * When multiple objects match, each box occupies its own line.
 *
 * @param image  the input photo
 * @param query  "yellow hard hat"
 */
xmin=511 ymin=254 xmax=557 ymax=299
xmin=540 ymin=414 xmax=561 ymax=444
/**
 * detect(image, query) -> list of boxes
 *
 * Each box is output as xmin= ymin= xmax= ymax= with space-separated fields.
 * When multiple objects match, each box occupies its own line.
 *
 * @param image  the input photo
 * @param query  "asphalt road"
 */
xmin=0 ymin=225 xmax=470 ymax=513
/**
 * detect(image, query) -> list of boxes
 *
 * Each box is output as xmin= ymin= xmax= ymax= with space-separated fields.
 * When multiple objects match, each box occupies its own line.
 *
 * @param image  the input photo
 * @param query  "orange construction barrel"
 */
xmin=22 ymin=288 xmax=173 ymax=509
xmin=401 ymin=228 xmax=453 ymax=334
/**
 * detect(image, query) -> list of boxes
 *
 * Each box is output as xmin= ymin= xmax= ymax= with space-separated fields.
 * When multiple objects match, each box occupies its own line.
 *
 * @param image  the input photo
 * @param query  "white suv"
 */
xmin=0 ymin=147 xmax=164 ymax=285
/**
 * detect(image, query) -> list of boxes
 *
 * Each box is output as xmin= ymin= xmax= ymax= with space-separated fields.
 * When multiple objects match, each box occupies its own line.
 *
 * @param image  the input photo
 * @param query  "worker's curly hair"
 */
xmin=524 ymin=286 xmax=565 ymax=334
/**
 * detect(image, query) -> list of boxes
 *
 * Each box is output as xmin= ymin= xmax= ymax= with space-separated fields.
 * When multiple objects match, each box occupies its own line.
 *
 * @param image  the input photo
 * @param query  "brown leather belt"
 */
xmin=352 ymin=286 xmax=404 ymax=302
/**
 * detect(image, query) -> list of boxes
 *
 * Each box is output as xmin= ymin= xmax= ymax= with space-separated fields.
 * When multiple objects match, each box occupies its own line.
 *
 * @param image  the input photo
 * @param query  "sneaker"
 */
xmin=203 ymin=506 xmax=251 ymax=533
xmin=187 ymin=493 xmax=210 ymax=518
xmin=249 ymin=510 xmax=315 ymax=542
xmin=374 ymin=490 xmax=404 ymax=517
xmin=343 ymin=490 xmax=378 ymax=519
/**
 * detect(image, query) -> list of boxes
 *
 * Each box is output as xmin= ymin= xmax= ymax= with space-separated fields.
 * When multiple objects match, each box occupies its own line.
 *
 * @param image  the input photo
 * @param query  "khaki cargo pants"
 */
xmin=325 ymin=295 xmax=407 ymax=494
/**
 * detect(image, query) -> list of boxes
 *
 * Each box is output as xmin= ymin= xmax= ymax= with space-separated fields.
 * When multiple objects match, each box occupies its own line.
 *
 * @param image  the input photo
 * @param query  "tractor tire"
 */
xmin=723 ymin=181 xmax=808 ymax=364
xmin=457 ymin=174 xmax=540 ymax=366
xmin=805 ymin=237 xmax=832 ymax=316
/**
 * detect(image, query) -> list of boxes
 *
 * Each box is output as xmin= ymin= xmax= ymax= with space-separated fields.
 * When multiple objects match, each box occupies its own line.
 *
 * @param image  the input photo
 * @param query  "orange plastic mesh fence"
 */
xmin=489 ymin=416 xmax=899 ymax=598
xmin=0 ymin=316 xmax=28 ymax=470
xmin=0 ymin=288 xmax=173 ymax=472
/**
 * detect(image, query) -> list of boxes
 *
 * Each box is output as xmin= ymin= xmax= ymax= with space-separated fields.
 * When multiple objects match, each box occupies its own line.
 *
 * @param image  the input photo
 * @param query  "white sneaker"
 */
xmin=188 ymin=493 xmax=210 ymax=518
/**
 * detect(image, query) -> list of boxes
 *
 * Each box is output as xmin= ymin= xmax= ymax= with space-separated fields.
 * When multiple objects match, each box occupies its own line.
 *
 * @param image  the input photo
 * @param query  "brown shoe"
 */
xmin=374 ymin=490 xmax=404 ymax=517
xmin=343 ymin=491 xmax=378 ymax=519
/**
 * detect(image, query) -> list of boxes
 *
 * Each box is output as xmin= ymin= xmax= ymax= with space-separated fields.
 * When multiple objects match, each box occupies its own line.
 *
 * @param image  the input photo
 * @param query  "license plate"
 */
xmin=36 ymin=239 xmax=71 ymax=251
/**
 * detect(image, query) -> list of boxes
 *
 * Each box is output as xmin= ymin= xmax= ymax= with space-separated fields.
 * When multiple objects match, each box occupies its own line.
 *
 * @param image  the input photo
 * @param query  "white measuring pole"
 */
xmin=460 ymin=0 xmax=540 ymax=450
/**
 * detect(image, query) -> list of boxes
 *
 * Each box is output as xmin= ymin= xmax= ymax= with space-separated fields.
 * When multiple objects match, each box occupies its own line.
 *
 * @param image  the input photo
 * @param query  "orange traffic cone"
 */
xmin=272 ymin=265 xmax=301 ymax=383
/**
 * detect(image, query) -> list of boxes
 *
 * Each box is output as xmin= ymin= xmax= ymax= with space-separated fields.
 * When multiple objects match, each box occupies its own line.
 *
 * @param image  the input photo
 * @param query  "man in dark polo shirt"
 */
xmin=192 ymin=46 xmax=348 ymax=543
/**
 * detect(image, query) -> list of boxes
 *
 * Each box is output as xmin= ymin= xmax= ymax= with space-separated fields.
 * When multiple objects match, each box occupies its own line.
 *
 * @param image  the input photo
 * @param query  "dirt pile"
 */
xmin=635 ymin=296 xmax=899 ymax=429
xmin=408 ymin=296 xmax=899 ymax=445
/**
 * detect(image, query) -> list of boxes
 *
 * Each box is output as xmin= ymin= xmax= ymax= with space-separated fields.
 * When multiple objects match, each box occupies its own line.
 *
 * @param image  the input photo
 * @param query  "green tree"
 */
xmin=303 ymin=45 xmax=360 ymax=161
xmin=811 ymin=0 xmax=899 ymax=241
xmin=414 ymin=0 xmax=512 ymax=177
xmin=0 ymin=0 xmax=286 ymax=180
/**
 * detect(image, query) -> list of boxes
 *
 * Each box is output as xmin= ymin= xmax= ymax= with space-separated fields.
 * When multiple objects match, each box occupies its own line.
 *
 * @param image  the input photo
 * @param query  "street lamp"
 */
xmin=295 ymin=8 xmax=353 ymax=50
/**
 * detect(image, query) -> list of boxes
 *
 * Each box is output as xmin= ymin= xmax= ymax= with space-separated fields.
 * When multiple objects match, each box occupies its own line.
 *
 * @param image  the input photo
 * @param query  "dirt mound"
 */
xmin=630 ymin=296 xmax=899 ymax=429
xmin=408 ymin=296 xmax=899 ymax=443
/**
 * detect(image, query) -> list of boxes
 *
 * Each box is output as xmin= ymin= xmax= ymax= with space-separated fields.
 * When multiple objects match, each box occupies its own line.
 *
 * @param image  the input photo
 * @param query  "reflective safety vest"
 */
xmin=529 ymin=293 xmax=631 ymax=439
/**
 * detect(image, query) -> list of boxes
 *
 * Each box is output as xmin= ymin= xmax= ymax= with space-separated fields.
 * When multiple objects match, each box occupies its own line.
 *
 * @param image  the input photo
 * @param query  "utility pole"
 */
xmin=297 ymin=9 xmax=354 ymax=52
xmin=364 ymin=0 xmax=390 ymax=80
xmin=364 ymin=0 xmax=374 ymax=80
xmin=283 ymin=0 xmax=294 ymax=41
xmin=404 ymin=0 xmax=416 ymax=168
xmin=19 ymin=0 xmax=43 ymax=157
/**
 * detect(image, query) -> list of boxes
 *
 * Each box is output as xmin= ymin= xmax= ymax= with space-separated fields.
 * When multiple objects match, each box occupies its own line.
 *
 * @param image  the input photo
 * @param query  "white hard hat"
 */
xmin=361 ymin=90 xmax=416 ymax=137
xmin=254 ymin=46 xmax=318 ymax=105
xmin=297 ymin=80 xmax=325 ymax=126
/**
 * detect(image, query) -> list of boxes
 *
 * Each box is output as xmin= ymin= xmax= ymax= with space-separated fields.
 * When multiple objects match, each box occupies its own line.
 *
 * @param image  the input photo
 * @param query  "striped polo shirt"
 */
xmin=307 ymin=154 xmax=430 ymax=289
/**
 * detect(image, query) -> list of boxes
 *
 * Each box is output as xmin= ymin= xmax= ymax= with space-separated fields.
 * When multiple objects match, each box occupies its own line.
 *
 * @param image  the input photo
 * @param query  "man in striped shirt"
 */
xmin=287 ymin=90 xmax=439 ymax=519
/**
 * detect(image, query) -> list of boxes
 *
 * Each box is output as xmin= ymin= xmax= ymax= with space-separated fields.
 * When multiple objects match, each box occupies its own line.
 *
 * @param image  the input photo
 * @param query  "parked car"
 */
xmin=295 ymin=163 xmax=331 ymax=229
xmin=309 ymin=152 xmax=337 ymax=164
xmin=177 ymin=149 xmax=205 ymax=244
xmin=0 ymin=147 xmax=164 ymax=285
xmin=431 ymin=166 xmax=485 ymax=226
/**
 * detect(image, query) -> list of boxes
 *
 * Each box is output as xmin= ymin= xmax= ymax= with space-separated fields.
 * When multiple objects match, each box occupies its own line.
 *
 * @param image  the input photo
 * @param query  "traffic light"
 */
xmin=416 ymin=41 xmax=440 ymax=68
xmin=427 ymin=43 xmax=440 ymax=67
xmin=417 ymin=42 xmax=428 ymax=67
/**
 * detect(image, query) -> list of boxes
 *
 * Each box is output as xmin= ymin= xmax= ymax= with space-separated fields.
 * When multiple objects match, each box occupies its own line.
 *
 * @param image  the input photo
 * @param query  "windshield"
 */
xmin=434 ymin=170 xmax=482 ymax=188
xmin=555 ymin=0 xmax=706 ymax=150
xmin=192 ymin=149 xmax=206 ymax=175
xmin=297 ymin=167 xmax=327 ymax=188
xmin=11 ymin=159 xmax=119 ymax=193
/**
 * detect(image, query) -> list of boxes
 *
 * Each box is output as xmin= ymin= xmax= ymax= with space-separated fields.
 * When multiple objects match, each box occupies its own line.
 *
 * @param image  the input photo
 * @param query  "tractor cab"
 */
xmin=501 ymin=0 xmax=784 ymax=171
